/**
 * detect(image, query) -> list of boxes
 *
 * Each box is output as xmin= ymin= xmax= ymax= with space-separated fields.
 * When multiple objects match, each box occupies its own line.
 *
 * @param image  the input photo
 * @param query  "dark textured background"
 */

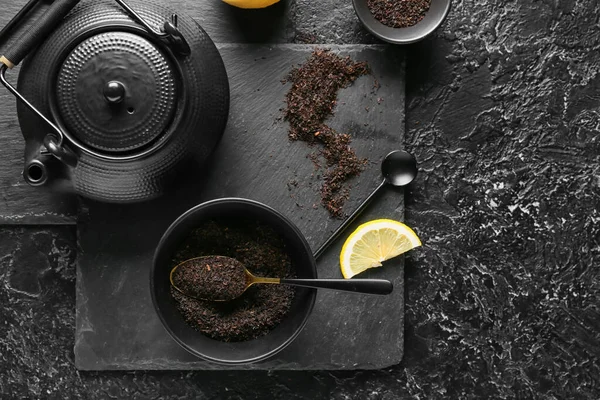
xmin=1 ymin=0 xmax=599 ymax=398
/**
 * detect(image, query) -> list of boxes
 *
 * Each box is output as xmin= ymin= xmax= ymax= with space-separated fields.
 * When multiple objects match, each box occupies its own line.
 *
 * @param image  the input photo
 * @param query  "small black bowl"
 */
xmin=353 ymin=0 xmax=451 ymax=44
xmin=151 ymin=198 xmax=317 ymax=365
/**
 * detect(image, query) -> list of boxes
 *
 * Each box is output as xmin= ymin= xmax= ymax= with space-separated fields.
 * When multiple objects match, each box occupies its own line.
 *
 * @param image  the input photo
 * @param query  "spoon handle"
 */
xmin=314 ymin=180 xmax=387 ymax=259
xmin=280 ymin=278 xmax=393 ymax=295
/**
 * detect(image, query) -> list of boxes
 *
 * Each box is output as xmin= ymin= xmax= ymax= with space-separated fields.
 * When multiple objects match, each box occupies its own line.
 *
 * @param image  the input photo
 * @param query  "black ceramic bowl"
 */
xmin=151 ymin=198 xmax=317 ymax=365
xmin=353 ymin=0 xmax=451 ymax=44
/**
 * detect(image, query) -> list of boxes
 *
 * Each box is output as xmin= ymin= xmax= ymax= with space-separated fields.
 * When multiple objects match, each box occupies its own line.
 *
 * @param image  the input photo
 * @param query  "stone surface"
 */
xmin=0 ymin=227 xmax=77 ymax=397
xmin=1 ymin=0 xmax=599 ymax=398
xmin=400 ymin=0 xmax=600 ymax=397
xmin=295 ymin=0 xmax=377 ymax=44
xmin=75 ymin=44 xmax=406 ymax=370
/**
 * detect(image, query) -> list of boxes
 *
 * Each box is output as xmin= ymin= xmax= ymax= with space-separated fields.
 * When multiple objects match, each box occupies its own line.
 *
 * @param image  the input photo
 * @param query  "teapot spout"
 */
xmin=23 ymin=150 xmax=76 ymax=194
xmin=23 ymin=158 xmax=48 ymax=186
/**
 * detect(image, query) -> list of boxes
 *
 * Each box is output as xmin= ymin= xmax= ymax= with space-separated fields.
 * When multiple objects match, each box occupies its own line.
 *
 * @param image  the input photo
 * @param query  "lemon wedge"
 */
xmin=222 ymin=0 xmax=280 ymax=9
xmin=340 ymin=219 xmax=421 ymax=279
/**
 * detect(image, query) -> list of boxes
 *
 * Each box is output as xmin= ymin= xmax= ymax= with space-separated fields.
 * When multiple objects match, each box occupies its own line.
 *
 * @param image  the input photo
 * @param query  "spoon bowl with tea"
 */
xmin=170 ymin=255 xmax=393 ymax=302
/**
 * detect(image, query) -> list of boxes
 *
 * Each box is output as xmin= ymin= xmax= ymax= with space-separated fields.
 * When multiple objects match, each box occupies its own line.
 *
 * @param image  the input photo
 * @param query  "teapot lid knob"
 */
xmin=103 ymin=81 xmax=125 ymax=104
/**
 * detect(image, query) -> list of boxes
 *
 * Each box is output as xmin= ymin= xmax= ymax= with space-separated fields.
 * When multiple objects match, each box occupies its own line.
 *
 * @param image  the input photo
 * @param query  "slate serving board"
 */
xmin=75 ymin=44 xmax=406 ymax=370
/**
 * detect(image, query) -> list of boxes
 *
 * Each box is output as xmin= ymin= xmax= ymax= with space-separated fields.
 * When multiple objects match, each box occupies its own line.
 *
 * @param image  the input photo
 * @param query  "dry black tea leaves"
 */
xmin=283 ymin=48 xmax=369 ymax=218
xmin=170 ymin=220 xmax=295 ymax=342
xmin=367 ymin=0 xmax=432 ymax=28
xmin=172 ymin=256 xmax=247 ymax=301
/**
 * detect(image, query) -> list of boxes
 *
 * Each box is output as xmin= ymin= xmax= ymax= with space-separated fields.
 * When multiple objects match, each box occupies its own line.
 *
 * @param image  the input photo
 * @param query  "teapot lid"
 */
xmin=54 ymin=31 xmax=177 ymax=153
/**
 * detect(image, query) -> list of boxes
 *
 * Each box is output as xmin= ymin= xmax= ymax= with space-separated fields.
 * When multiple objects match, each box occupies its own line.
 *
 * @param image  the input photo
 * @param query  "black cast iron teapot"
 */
xmin=0 ymin=0 xmax=229 ymax=202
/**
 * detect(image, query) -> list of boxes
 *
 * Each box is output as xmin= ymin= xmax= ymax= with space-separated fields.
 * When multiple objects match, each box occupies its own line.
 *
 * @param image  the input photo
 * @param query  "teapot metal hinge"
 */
xmin=114 ymin=0 xmax=191 ymax=56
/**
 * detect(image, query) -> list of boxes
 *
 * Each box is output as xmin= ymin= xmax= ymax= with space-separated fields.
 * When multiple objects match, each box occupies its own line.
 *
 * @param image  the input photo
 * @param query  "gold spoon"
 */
xmin=170 ymin=255 xmax=393 ymax=302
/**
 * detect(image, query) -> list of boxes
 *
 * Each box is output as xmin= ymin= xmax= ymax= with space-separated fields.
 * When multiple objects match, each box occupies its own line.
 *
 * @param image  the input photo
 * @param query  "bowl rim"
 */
xmin=352 ymin=0 xmax=452 ymax=44
xmin=150 ymin=197 xmax=317 ymax=365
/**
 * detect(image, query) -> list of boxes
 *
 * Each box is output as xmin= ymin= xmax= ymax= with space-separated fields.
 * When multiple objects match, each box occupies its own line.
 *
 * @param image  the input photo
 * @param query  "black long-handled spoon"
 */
xmin=314 ymin=150 xmax=418 ymax=259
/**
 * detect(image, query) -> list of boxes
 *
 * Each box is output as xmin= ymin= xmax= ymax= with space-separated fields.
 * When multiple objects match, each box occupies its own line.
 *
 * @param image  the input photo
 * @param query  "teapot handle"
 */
xmin=1 ymin=0 xmax=80 ymax=68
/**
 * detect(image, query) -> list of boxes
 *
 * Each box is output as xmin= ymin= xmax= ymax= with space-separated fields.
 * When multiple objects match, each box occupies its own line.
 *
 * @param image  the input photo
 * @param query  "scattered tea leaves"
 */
xmin=283 ymin=49 xmax=370 ymax=218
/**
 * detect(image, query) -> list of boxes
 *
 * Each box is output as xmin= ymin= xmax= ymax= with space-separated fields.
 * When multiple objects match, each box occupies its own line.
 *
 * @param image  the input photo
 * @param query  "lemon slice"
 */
xmin=222 ymin=0 xmax=280 ymax=9
xmin=340 ymin=219 xmax=421 ymax=279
